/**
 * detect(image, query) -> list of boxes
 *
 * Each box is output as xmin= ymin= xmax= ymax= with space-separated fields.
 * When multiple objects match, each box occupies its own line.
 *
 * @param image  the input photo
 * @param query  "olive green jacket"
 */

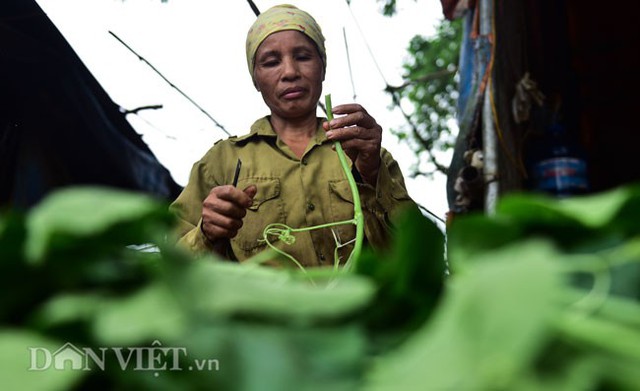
xmin=169 ymin=117 xmax=417 ymax=267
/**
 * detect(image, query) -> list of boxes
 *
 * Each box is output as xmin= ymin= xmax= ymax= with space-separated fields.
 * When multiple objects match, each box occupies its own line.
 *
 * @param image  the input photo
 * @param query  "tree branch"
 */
xmin=389 ymin=91 xmax=449 ymax=175
xmin=385 ymin=67 xmax=457 ymax=93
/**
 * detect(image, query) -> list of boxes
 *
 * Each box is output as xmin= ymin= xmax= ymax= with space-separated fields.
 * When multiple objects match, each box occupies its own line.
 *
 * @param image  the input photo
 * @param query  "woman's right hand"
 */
xmin=201 ymin=185 xmax=257 ymax=243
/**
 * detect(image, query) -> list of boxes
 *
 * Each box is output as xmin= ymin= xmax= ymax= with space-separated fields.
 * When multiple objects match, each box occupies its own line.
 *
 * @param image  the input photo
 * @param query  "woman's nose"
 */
xmin=281 ymin=57 xmax=300 ymax=79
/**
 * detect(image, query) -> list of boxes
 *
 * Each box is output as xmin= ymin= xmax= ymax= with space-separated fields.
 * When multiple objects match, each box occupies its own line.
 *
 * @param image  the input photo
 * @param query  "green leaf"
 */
xmin=0 ymin=211 xmax=26 ymax=262
xmin=496 ymin=185 xmax=640 ymax=246
xmin=180 ymin=322 xmax=367 ymax=391
xmin=492 ymin=187 xmax=640 ymax=300
xmin=92 ymin=283 xmax=185 ymax=345
xmin=509 ymin=356 xmax=601 ymax=391
xmin=446 ymin=213 xmax=523 ymax=269
xmin=31 ymin=294 xmax=104 ymax=329
xmin=170 ymin=260 xmax=375 ymax=325
xmin=356 ymin=208 xmax=446 ymax=332
xmin=388 ymin=208 xmax=446 ymax=295
xmin=591 ymin=354 xmax=640 ymax=390
xmin=0 ymin=212 xmax=39 ymax=322
xmin=554 ymin=311 xmax=640 ymax=362
xmin=25 ymin=186 xmax=171 ymax=263
xmin=562 ymin=288 xmax=640 ymax=329
xmin=0 ymin=330 xmax=85 ymax=391
xmin=366 ymin=240 xmax=562 ymax=390
xmin=545 ymin=186 xmax=640 ymax=229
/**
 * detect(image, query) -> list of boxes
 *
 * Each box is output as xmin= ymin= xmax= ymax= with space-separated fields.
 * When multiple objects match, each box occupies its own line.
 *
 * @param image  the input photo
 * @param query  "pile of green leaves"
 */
xmin=1 ymin=185 xmax=639 ymax=390
xmin=0 ymin=186 xmax=444 ymax=391
xmin=368 ymin=186 xmax=640 ymax=390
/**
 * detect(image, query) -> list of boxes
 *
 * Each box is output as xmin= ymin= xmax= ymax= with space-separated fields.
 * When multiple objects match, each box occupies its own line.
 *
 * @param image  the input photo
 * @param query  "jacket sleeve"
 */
xmin=168 ymin=157 xmax=219 ymax=255
xmin=356 ymin=148 xmax=420 ymax=249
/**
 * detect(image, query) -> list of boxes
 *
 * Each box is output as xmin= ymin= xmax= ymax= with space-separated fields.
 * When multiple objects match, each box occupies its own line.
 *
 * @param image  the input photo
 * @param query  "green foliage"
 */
xmin=1 ymin=185 xmax=640 ymax=390
xmin=25 ymin=187 xmax=171 ymax=263
xmin=355 ymin=209 xmax=445 ymax=340
xmin=367 ymin=0 xmax=428 ymax=17
xmin=368 ymin=0 xmax=462 ymax=176
xmin=366 ymin=240 xmax=563 ymax=390
xmin=388 ymin=17 xmax=462 ymax=177
xmin=0 ymin=186 xmax=444 ymax=390
xmin=377 ymin=0 xmax=398 ymax=16
xmin=364 ymin=186 xmax=640 ymax=390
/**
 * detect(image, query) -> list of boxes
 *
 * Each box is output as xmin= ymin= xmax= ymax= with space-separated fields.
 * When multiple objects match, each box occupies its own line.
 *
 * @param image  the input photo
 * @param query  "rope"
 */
xmin=342 ymin=27 xmax=357 ymax=101
xmin=108 ymin=31 xmax=231 ymax=136
xmin=343 ymin=0 xmax=389 ymax=86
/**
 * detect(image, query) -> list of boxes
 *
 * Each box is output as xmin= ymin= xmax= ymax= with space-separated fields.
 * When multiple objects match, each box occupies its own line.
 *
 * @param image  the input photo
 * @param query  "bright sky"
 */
xmin=35 ymin=0 xmax=451 ymax=222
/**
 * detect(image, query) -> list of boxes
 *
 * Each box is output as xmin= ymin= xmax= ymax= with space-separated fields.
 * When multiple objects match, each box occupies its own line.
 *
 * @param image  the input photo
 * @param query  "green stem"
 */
xmin=252 ymin=95 xmax=365 ymax=275
xmin=560 ymin=287 xmax=640 ymax=329
xmin=325 ymin=94 xmax=364 ymax=271
xmin=554 ymin=310 xmax=640 ymax=362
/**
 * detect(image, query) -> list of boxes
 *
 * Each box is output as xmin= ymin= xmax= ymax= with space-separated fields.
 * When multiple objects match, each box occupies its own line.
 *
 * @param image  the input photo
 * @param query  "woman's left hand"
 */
xmin=323 ymin=103 xmax=382 ymax=185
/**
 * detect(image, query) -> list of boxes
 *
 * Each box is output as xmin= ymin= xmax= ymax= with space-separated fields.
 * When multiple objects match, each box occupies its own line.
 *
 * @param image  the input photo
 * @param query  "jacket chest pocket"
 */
xmin=328 ymin=179 xmax=357 ymax=246
xmin=232 ymin=178 xmax=285 ymax=253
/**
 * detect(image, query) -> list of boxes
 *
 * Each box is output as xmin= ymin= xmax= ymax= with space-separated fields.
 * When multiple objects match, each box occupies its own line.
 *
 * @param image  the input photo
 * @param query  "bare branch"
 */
xmin=385 ymin=68 xmax=457 ymax=93
xmin=389 ymin=91 xmax=449 ymax=175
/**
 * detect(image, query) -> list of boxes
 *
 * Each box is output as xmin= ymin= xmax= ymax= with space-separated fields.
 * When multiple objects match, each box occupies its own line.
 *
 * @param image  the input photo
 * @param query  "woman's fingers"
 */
xmin=324 ymin=103 xmax=382 ymax=185
xmin=213 ymin=185 xmax=254 ymax=208
xmin=329 ymin=105 xmax=379 ymax=129
xmin=201 ymin=185 xmax=255 ymax=241
xmin=327 ymin=125 xmax=375 ymax=142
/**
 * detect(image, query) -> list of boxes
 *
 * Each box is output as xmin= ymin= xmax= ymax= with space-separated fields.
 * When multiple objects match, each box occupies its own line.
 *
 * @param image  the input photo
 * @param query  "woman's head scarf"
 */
xmin=245 ymin=4 xmax=326 ymax=80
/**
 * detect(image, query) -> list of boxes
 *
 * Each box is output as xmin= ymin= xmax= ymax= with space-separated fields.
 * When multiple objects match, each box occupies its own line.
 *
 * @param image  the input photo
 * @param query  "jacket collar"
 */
xmin=230 ymin=116 xmax=329 ymax=145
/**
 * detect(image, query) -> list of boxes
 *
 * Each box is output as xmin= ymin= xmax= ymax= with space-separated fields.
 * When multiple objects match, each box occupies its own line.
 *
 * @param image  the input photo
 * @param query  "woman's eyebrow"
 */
xmin=292 ymin=46 xmax=314 ymax=54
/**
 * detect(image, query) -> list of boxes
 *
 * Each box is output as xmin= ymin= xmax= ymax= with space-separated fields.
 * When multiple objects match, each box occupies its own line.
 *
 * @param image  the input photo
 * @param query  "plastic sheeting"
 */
xmin=0 ymin=0 xmax=182 ymax=209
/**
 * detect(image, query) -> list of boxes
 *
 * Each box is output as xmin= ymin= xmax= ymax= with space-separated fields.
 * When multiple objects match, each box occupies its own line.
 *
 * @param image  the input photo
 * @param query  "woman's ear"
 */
xmin=252 ymin=70 xmax=261 ymax=91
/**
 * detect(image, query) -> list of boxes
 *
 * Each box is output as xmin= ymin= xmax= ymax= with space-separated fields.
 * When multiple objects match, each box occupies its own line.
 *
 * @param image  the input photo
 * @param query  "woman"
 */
xmin=170 ymin=4 xmax=417 ymax=267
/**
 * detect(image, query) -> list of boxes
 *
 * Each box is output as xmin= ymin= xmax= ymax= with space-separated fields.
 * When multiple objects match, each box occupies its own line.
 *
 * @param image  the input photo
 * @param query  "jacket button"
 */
xmin=301 ymin=158 xmax=308 ymax=165
xmin=307 ymin=202 xmax=315 ymax=211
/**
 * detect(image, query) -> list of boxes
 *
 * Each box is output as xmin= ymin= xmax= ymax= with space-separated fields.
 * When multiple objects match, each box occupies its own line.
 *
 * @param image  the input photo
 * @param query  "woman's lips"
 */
xmin=281 ymin=87 xmax=305 ymax=99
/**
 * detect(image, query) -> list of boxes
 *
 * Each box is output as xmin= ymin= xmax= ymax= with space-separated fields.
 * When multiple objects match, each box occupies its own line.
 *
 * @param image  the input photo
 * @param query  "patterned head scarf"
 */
xmin=245 ymin=4 xmax=326 ymax=80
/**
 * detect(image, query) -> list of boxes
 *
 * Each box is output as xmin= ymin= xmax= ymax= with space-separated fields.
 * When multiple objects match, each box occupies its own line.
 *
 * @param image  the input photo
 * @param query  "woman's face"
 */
xmin=253 ymin=30 xmax=324 ymax=122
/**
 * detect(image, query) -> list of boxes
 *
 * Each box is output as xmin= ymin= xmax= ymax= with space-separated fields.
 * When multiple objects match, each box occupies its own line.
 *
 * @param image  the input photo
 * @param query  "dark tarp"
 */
xmin=0 ymin=0 xmax=182 ymax=209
